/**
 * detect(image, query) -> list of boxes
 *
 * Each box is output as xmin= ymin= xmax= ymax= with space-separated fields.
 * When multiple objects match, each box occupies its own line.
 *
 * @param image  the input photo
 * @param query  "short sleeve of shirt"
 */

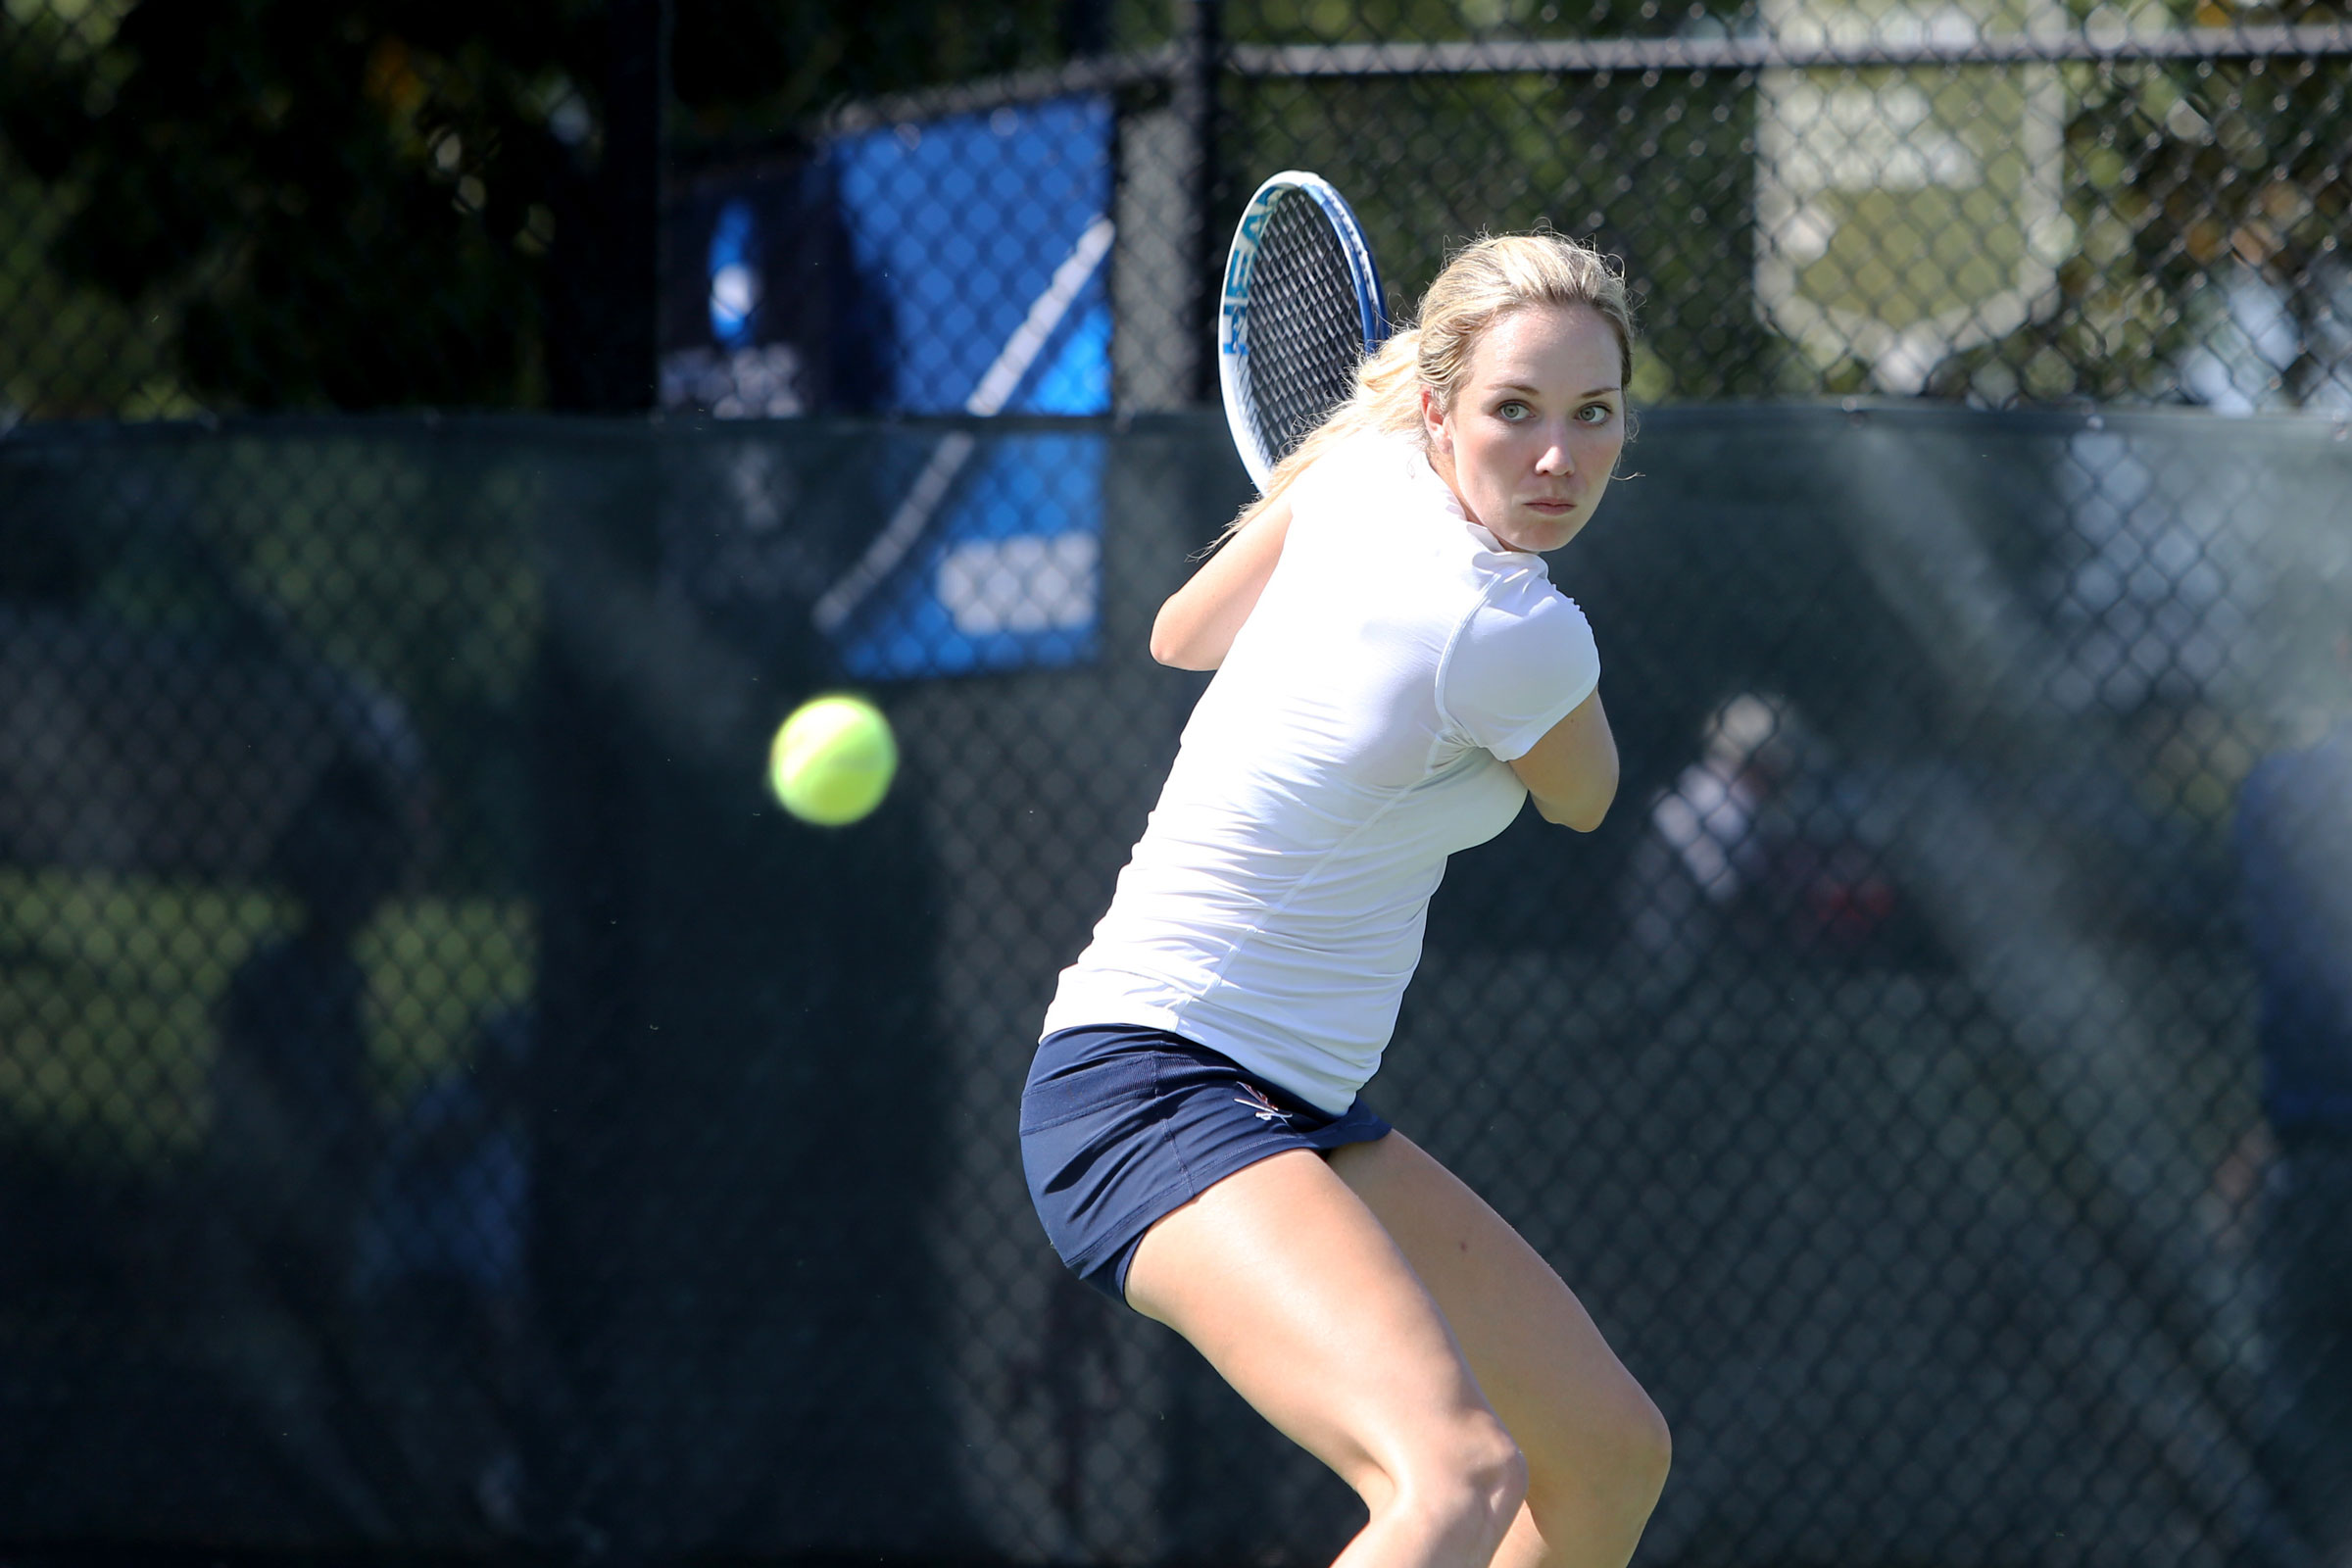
xmin=1440 ymin=574 xmax=1601 ymax=761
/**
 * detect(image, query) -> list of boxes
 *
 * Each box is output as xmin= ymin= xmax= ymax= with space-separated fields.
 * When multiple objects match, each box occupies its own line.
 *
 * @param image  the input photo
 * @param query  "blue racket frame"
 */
xmin=1217 ymin=170 xmax=1390 ymax=492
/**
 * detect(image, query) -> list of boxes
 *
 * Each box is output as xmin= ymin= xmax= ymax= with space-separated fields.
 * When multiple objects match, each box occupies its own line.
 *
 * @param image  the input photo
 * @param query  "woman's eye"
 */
xmin=1577 ymin=403 xmax=1615 ymax=424
xmin=1497 ymin=401 xmax=1531 ymax=420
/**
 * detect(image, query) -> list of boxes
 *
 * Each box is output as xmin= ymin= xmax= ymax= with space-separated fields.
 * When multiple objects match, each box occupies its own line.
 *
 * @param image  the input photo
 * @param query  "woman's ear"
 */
xmin=1420 ymin=386 xmax=1448 ymax=453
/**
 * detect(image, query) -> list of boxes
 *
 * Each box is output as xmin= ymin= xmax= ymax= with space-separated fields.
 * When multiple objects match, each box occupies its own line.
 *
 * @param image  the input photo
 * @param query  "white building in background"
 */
xmin=1753 ymin=0 xmax=2077 ymax=390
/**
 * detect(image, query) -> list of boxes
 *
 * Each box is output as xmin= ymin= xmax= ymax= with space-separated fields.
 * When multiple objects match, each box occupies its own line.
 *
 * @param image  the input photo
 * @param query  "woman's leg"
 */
xmin=1329 ymin=1133 xmax=1671 ymax=1568
xmin=1124 ymin=1148 xmax=1530 ymax=1568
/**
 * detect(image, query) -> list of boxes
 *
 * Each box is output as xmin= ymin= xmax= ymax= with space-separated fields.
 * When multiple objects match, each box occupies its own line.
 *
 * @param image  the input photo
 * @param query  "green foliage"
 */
xmin=1933 ymin=25 xmax=2352 ymax=407
xmin=7 ymin=427 xmax=544 ymax=889
xmin=0 ymin=0 xmax=1107 ymax=412
xmin=0 ymin=0 xmax=604 ymax=412
xmin=1226 ymin=68 xmax=1789 ymax=402
xmin=1235 ymin=0 xmax=1741 ymax=41
xmin=4 ymin=0 xmax=2342 ymax=413
xmin=670 ymin=0 xmax=1082 ymax=150
xmin=0 ymin=866 xmax=532 ymax=1167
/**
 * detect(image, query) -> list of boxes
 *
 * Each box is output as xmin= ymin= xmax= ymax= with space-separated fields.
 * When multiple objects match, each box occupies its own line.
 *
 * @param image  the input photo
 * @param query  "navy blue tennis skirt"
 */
xmin=1020 ymin=1023 xmax=1392 ymax=1303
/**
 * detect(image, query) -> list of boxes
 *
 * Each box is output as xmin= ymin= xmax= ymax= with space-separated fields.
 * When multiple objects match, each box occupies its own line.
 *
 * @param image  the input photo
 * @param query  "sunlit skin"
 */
xmin=1422 ymin=304 xmax=1626 ymax=555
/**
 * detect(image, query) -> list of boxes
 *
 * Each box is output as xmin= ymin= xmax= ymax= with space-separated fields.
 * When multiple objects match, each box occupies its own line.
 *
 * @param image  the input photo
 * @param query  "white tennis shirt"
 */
xmin=1040 ymin=430 xmax=1603 ymax=1113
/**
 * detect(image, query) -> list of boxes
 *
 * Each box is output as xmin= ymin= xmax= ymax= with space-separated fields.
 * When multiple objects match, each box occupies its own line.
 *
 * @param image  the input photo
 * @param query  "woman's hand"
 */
xmin=1150 ymin=497 xmax=1295 ymax=670
xmin=1509 ymin=688 xmax=1618 ymax=831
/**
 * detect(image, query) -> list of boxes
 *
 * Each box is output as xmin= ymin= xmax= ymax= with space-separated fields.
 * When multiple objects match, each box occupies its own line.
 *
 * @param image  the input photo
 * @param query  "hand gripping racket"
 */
xmin=1216 ymin=171 xmax=1390 ymax=492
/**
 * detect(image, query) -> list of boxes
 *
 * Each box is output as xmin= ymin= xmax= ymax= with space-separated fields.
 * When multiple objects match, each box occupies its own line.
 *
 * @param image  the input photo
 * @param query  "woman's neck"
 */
xmin=1422 ymin=446 xmax=1475 ymax=524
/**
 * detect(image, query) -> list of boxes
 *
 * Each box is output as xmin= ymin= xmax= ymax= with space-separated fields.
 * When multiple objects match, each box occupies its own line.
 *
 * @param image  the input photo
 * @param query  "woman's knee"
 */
xmin=1528 ymin=1377 xmax=1671 ymax=1519
xmin=1384 ymin=1411 xmax=1529 ymax=1545
xmin=1466 ymin=1419 xmax=1533 ymax=1522
xmin=1622 ymin=1386 xmax=1672 ymax=1503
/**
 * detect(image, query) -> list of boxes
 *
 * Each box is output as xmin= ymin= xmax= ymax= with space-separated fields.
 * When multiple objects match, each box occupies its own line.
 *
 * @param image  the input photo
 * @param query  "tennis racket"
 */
xmin=1216 ymin=171 xmax=1390 ymax=491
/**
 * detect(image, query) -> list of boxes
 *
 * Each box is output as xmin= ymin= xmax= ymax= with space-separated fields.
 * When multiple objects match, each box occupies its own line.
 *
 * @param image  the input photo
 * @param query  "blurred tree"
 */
xmin=1223 ymin=0 xmax=1785 ymax=402
xmin=0 ymin=0 xmax=601 ymax=410
xmin=669 ymin=0 xmax=1081 ymax=152
xmin=0 ymin=0 xmax=1096 ymax=415
xmin=1927 ymin=0 xmax=2352 ymax=408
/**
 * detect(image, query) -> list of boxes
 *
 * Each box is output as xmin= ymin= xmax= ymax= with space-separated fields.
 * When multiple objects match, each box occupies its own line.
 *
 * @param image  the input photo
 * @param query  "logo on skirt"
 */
xmin=1235 ymin=1084 xmax=1294 ymax=1125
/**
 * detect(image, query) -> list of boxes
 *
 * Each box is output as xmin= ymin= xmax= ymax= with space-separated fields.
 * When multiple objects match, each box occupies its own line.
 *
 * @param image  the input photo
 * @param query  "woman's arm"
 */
xmin=1509 ymin=688 xmax=1618 ymax=831
xmin=1148 ymin=497 xmax=1294 ymax=670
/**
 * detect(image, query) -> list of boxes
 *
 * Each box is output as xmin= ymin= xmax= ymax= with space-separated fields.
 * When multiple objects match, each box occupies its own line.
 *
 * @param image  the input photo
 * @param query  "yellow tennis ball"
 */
xmin=767 ymin=695 xmax=898 ymax=826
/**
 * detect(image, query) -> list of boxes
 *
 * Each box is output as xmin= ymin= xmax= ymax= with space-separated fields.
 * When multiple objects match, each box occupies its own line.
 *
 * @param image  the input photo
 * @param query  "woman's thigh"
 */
xmin=1326 ymin=1134 xmax=1669 ymax=1512
xmin=1122 ymin=1147 xmax=1512 ymax=1507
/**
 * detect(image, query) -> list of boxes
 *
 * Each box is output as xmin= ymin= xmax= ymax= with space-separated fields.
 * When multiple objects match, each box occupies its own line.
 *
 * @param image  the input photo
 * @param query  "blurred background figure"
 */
xmin=2238 ymin=619 xmax=2352 ymax=1565
xmin=1621 ymin=691 xmax=1932 ymax=988
xmin=210 ymin=754 xmax=410 ymax=1320
xmin=356 ymin=1004 xmax=538 ymax=1533
xmin=1621 ymin=692 xmax=1801 ymax=985
xmin=357 ymin=1004 xmax=534 ymax=1324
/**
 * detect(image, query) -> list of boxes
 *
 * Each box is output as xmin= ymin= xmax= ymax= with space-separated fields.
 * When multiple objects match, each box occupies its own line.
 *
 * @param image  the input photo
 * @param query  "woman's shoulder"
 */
xmin=1295 ymin=428 xmax=1450 ymax=522
xmin=1351 ymin=426 xmax=1438 ymax=485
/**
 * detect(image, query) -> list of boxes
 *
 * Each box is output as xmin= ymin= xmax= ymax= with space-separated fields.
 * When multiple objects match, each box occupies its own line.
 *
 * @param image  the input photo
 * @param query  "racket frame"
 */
xmin=1216 ymin=170 xmax=1389 ymax=491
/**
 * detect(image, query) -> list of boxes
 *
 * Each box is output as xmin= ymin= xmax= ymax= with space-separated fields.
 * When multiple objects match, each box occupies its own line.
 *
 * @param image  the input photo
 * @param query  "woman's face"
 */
xmin=1422 ymin=304 xmax=1626 ymax=554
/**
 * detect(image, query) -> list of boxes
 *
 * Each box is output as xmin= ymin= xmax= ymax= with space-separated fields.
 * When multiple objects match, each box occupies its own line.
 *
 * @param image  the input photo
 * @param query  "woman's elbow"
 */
xmin=1538 ymin=771 xmax=1619 ymax=832
xmin=1540 ymin=795 xmax=1611 ymax=832
xmin=1149 ymin=610 xmax=1224 ymax=669
xmin=1147 ymin=607 xmax=1186 ymax=666
xmin=1149 ymin=623 xmax=1208 ymax=669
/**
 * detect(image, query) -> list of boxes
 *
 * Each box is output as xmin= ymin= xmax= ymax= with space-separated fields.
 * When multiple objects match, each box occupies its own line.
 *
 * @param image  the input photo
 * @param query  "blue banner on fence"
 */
xmin=814 ymin=95 xmax=1112 ymax=678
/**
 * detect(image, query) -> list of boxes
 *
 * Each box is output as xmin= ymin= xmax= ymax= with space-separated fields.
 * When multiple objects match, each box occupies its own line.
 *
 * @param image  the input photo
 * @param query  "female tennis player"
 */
xmin=1021 ymin=232 xmax=1669 ymax=1568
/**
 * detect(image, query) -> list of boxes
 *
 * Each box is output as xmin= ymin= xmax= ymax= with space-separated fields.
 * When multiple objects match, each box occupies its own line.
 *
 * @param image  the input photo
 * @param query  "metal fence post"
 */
xmin=552 ymin=0 xmax=671 ymax=413
xmin=1176 ymin=0 xmax=1225 ymax=406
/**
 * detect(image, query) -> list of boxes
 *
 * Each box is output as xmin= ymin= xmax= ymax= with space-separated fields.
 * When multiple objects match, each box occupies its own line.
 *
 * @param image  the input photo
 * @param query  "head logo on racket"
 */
xmin=1216 ymin=171 xmax=1390 ymax=492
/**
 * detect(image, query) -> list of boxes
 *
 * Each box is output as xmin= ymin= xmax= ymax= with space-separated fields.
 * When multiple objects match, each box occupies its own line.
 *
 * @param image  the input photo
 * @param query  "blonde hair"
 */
xmin=1227 ymin=231 xmax=1636 ymax=537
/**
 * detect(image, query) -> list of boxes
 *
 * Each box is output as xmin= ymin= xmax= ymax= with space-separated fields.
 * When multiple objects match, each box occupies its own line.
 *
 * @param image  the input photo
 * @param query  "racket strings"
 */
xmin=1245 ymin=195 xmax=1371 ymax=467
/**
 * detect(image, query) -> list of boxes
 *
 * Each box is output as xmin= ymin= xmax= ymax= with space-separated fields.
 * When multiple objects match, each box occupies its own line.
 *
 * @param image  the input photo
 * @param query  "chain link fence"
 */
xmin=5 ymin=1 xmax=2351 ymax=417
xmin=5 ymin=3 xmax=2352 ymax=1567
xmin=5 ymin=405 xmax=2350 ymax=1564
xmin=1199 ymin=0 xmax=2352 ymax=410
